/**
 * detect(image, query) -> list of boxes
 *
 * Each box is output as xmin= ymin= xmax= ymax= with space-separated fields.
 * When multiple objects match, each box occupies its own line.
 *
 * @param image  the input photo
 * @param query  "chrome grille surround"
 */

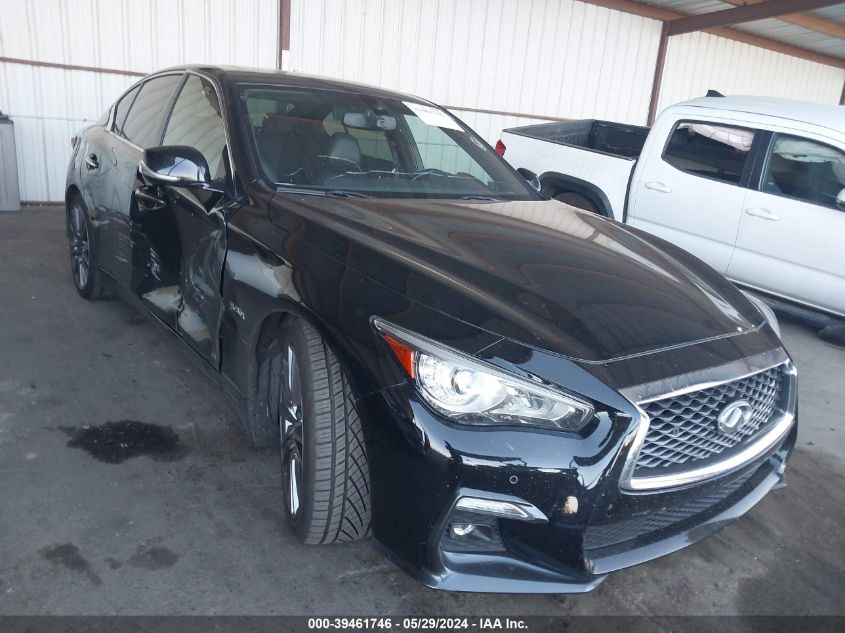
xmin=635 ymin=366 xmax=783 ymax=471
xmin=618 ymin=348 xmax=796 ymax=493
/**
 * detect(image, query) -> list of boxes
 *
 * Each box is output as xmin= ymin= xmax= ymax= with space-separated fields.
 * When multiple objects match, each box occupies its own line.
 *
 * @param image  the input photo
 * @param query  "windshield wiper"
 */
xmin=459 ymin=195 xmax=502 ymax=201
xmin=325 ymin=190 xmax=372 ymax=199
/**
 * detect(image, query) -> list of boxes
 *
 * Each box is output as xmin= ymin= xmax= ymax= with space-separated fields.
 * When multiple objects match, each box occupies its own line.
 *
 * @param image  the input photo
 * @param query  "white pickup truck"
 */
xmin=498 ymin=95 xmax=845 ymax=319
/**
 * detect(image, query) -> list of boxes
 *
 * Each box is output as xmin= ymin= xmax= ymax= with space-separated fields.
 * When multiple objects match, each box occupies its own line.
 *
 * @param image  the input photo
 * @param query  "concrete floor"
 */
xmin=1 ymin=205 xmax=843 ymax=616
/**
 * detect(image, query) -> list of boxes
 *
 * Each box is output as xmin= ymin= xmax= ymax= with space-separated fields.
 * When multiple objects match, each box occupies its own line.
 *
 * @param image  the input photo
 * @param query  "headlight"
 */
xmin=742 ymin=291 xmax=781 ymax=339
xmin=373 ymin=319 xmax=594 ymax=431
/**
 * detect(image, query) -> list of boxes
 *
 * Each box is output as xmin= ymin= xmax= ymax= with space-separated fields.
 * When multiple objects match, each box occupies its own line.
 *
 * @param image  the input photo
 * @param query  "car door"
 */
xmin=89 ymin=82 xmax=140 ymax=283
xmin=98 ymin=74 xmax=184 ymax=289
xmin=132 ymin=73 xmax=232 ymax=365
xmin=728 ymin=132 xmax=845 ymax=317
xmin=627 ymin=119 xmax=757 ymax=273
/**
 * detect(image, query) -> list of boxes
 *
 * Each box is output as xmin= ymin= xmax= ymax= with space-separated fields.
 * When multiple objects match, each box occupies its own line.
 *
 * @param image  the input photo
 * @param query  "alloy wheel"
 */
xmin=280 ymin=344 xmax=305 ymax=520
xmin=69 ymin=201 xmax=90 ymax=290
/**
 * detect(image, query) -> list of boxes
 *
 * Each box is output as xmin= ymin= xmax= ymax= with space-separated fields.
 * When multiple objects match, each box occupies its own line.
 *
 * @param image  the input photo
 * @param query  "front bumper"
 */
xmin=358 ymin=372 xmax=797 ymax=593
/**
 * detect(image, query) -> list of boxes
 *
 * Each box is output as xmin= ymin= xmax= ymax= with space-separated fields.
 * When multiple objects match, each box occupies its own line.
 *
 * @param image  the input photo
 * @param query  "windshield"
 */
xmin=240 ymin=86 xmax=537 ymax=200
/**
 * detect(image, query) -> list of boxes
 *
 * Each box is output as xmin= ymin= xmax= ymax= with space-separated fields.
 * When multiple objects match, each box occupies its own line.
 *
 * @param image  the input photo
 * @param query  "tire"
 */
xmin=553 ymin=191 xmax=597 ymax=213
xmin=818 ymin=323 xmax=845 ymax=347
xmin=67 ymin=193 xmax=105 ymax=300
xmin=278 ymin=317 xmax=371 ymax=544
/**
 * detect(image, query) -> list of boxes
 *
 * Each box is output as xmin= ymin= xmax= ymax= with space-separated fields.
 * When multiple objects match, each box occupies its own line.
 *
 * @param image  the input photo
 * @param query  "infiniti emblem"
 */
xmin=717 ymin=400 xmax=753 ymax=434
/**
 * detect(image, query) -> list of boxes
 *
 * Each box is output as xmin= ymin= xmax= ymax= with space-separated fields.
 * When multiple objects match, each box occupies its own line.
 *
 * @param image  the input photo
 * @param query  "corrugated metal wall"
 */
xmin=657 ymin=31 xmax=845 ymax=114
xmin=0 ymin=0 xmax=278 ymax=201
xmin=287 ymin=0 xmax=663 ymax=143
xmin=2 ymin=0 xmax=844 ymax=202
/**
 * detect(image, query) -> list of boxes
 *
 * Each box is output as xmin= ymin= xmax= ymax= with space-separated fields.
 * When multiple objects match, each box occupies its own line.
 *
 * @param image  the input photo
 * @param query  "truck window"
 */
xmin=663 ymin=122 xmax=754 ymax=186
xmin=762 ymin=134 xmax=845 ymax=210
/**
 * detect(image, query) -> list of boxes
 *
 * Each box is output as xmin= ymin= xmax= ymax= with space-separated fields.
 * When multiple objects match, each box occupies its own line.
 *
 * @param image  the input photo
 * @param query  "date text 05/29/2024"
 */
xmin=307 ymin=618 xmax=527 ymax=630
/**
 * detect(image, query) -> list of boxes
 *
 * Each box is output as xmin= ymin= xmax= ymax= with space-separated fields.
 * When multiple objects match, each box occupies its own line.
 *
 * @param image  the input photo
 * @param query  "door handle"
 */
xmin=85 ymin=153 xmax=99 ymax=170
xmin=133 ymin=188 xmax=167 ymax=213
xmin=645 ymin=181 xmax=672 ymax=193
xmin=744 ymin=207 xmax=780 ymax=221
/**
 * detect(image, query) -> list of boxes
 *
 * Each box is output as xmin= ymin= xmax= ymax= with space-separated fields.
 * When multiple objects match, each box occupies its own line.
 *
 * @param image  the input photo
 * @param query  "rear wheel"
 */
xmin=67 ymin=194 xmax=104 ymax=300
xmin=278 ymin=318 xmax=370 ymax=544
xmin=553 ymin=191 xmax=597 ymax=213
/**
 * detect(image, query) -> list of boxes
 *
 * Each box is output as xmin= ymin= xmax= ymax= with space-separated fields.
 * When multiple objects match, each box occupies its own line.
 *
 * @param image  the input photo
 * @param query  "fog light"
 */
xmin=441 ymin=513 xmax=505 ymax=553
xmin=450 ymin=523 xmax=476 ymax=537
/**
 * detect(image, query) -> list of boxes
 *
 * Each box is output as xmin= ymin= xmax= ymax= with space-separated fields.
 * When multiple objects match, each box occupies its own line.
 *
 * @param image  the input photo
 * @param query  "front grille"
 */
xmin=634 ymin=365 xmax=784 ymax=474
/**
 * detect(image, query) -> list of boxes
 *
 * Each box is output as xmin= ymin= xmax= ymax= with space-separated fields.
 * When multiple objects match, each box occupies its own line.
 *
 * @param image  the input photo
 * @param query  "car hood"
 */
xmin=270 ymin=195 xmax=763 ymax=363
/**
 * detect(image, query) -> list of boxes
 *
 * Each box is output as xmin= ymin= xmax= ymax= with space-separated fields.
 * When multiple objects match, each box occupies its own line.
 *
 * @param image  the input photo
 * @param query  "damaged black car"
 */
xmin=65 ymin=66 xmax=797 ymax=593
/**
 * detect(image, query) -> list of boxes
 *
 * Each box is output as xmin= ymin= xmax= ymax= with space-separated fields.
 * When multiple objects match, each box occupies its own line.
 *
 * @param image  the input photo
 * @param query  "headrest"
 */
xmin=328 ymin=133 xmax=361 ymax=165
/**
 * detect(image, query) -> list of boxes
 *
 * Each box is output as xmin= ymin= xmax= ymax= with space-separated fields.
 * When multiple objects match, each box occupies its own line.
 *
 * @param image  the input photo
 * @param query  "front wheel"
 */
xmin=278 ymin=318 xmax=371 ymax=544
xmin=553 ymin=191 xmax=597 ymax=213
xmin=67 ymin=194 xmax=104 ymax=300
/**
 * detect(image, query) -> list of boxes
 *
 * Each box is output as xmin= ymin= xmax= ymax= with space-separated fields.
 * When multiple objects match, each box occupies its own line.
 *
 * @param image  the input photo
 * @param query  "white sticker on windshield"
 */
xmin=404 ymin=101 xmax=463 ymax=131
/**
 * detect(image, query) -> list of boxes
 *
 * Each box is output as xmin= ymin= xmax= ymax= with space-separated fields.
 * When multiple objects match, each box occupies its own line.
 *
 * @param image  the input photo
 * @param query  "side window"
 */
xmin=163 ymin=75 xmax=227 ymax=177
xmin=663 ymin=122 xmax=755 ymax=186
xmin=121 ymin=74 xmax=182 ymax=149
xmin=762 ymin=134 xmax=845 ymax=210
xmin=112 ymin=85 xmax=140 ymax=136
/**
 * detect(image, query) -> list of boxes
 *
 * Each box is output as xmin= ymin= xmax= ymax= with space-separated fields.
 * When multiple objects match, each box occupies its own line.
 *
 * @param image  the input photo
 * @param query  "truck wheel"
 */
xmin=554 ymin=192 xmax=597 ymax=213
xmin=67 ymin=193 xmax=105 ymax=300
xmin=278 ymin=317 xmax=371 ymax=544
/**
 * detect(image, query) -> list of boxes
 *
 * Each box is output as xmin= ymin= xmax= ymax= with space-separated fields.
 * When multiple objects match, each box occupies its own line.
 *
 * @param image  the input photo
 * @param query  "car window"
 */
xmin=163 ymin=75 xmax=227 ymax=177
xmin=242 ymin=86 xmax=536 ymax=200
xmin=762 ymin=134 xmax=845 ymax=210
xmin=663 ymin=121 xmax=755 ymax=186
xmin=323 ymin=111 xmax=395 ymax=169
xmin=113 ymin=85 xmax=141 ymax=136
xmin=404 ymin=114 xmax=489 ymax=182
xmin=122 ymin=74 xmax=182 ymax=149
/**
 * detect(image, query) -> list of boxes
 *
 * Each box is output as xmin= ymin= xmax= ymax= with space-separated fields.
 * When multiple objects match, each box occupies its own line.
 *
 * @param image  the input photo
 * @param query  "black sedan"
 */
xmin=65 ymin=66 xmax=797 ymax=593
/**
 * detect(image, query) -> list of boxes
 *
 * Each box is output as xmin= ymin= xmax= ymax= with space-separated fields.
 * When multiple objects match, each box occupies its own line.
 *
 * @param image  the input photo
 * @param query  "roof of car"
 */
xmin=678 ymin=95 xmax=845 ymax=133
xmin=160 ymin=64 xmax=430 ymax=104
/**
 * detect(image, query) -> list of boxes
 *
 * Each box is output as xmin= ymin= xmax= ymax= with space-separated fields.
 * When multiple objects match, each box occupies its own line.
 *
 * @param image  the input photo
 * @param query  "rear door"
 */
xmin=728 ymin=132 xmax=845 ymax=316
xmin=93 ymin=82 xmax=140 ymax=283
xmin=100 ymin=74 xmax=183 ymax=289
xmin=627 ymin=119 xmax=757 ymax=273
xmin=132 ymin=73 xmax=232 ymax=364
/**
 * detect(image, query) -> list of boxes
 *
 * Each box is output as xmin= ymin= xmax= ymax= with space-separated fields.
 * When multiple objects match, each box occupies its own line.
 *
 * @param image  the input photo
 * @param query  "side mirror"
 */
xmin=139 ymin=146 xmax=211 ymax=188
xmin=516 ymin=167 xmax=542 ymax=192
xmin=836 ymin=188 xmax=845 ymax=211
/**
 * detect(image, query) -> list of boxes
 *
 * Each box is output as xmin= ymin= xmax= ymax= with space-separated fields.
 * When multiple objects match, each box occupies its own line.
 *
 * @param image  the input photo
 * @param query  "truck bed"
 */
xmin=507 ymin=119 xmax=649 ymax=159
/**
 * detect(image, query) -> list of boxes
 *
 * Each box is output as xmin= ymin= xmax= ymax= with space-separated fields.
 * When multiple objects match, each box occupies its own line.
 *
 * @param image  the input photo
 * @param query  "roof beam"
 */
xmin=579 ymin=1 xmax=845 ymax=69
xmin=667 ymin=0 xmax=844 ymax=36
xmin=703 ymin=24 xmax=845 ymax=68
xmin=648 ymin=23 xmax=670 ymax=126
xmin=720 ymin=0 xmax=845 ymax=40
xmin=277 ymin=0 xmax=291 ymax=69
